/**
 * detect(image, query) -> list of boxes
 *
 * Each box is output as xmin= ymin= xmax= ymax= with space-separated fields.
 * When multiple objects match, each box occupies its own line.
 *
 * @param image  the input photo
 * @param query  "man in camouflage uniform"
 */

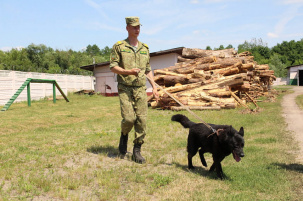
xmin=110 ymin=16 xmax=159 ymax=164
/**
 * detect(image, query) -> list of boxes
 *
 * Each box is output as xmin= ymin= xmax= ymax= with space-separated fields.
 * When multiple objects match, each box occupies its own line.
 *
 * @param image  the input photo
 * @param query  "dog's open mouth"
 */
xmin=233 ymin=150 xmax=241 ymax=162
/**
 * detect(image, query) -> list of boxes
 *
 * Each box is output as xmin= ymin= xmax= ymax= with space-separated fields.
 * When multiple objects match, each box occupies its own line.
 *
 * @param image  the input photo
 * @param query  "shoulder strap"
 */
xmin=142 ymin=43 xmax=149 ymax=49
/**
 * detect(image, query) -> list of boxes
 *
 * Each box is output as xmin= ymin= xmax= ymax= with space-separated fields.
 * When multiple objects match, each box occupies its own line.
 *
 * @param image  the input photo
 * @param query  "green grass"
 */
xmin=0 ymin=89 xmax=303 ymax=200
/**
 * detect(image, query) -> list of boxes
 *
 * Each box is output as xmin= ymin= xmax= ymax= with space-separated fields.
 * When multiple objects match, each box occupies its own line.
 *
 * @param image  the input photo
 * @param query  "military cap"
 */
xmin=125 ymin=16 xmax=141 ymax=26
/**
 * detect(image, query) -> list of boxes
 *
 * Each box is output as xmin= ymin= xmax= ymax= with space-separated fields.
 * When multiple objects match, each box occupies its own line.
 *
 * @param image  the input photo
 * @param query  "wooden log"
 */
xmin=154 ymin=69 xmax=187 ymax=77
xmin=230 ymin=90 xmax=249 ymax=109
xmin=174 ymin=56 xmax=216 ymax=74
xmin=200 ymin=92 xmax=235 ymax=103
xmin=175 ymin=74 xmax=243 ymax=96
xmin=211 ymin=66 xmax=240 ymax=76
xmin=241 ymin=63 xmax=254 ymax=70
xmin=231 ymin=81 xmax=250 ymax=92
xmin=154 ymin=74 xmax=165 ymax=82
xmin=255 ymin=64 xmax=270 ymax=70
xmin=163 ymin=75 xmax=188 ymax=86
xmin=182 ymin=48 xmax=237 ymax=59
xmin=244 ymin=91 xmax=259 ymax=109
xmin=191 ymin=70 xmax=207 ymax=78
xmin=196 ymin=59 xmax=242 ymax=71
xmin=206 ymin=88 xmax=231 ymax=97
xmin=196 ymin=64 xmax=222 ymax=71
xmin=219 ymin=102 xmax=237 ymax=109
xmin=171 ymin=106 xmax=221 ymax=111
xmin=177 ymin=56 xmax=191 ymax=63
xmin=165 ymin=82 xmax=202 ymax=93
xmin=216 ymin=75 xmax=243 ymax=87
xmin=195 ymin=56 xmax=217 ymax=64
xmin=213 ymin=58 xmax=243 ymax=66
xmin=187 ymin=77 xmax=206 ymax=84
xmin=187 ymin=100 xmax=212 ymax=106
xmin=238 ymin=51 xmax=252 ymax=57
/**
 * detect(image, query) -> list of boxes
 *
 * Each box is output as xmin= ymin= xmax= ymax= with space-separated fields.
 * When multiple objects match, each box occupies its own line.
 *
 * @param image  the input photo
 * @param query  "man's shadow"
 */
xmin=273 ymin=163 xmax=303 ymax=173
xmin=87 ymin=145 xmax=119 ymax=158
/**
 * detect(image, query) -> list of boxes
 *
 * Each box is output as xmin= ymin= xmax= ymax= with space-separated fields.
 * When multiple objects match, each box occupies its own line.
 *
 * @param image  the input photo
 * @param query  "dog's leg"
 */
xmin=209 ymin=155 xmax=225 ymax=179
xmin=198 ymin=149 xmax=207 ymax=167
xmin=214 ymin=157 xmax=225 ymax=179
xmin=188 ymin=153 xmax=195 ymax=169
xmin=187 ymin=146 xmax=198 ymax=169
xmin=209 ymin=163 xmax=215 ymax=172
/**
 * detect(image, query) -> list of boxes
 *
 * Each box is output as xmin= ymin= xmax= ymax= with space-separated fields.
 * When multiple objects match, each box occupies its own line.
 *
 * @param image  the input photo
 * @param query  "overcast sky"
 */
xmin=1 ymin=0 xmax=303 ymax=53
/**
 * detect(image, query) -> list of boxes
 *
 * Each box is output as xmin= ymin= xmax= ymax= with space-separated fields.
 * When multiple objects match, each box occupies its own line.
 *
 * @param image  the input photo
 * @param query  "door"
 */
xmin=299 ymin=70 xmax=303 ymax=86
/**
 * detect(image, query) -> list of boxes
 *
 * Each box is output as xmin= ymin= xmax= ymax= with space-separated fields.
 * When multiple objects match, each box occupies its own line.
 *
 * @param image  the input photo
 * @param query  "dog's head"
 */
xmin=218 ymin=126 xmax=245 ymax=162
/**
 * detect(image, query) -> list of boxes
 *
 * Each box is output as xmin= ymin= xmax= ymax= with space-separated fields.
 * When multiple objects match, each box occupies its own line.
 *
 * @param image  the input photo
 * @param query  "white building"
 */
xmin=286 ymin=64 xmax=303 ymax=86
xmin=80 ymin=47 xmax=184 ymax=96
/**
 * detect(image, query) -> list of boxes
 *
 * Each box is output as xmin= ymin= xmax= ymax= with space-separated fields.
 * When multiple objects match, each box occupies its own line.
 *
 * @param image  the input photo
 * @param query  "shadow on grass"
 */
xmin=172 ymin=162 xmax=231 ymax=180
xmin=274 ymin=163 xmax=303 ymax=173
xmin=87 ymin=145 xmax=119 ymax=158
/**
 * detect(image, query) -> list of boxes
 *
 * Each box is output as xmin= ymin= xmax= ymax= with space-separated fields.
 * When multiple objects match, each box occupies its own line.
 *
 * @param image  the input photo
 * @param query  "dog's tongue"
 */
xmin=233 ymin=150 xmax=241 ymax=162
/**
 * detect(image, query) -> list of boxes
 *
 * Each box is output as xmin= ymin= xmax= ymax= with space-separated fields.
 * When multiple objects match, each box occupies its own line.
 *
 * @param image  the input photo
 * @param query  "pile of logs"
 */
xmin=149 ymin=48 xmax=276 ymax=110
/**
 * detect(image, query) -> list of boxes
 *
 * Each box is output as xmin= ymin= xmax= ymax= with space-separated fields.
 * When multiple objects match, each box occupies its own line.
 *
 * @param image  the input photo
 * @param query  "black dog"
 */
xmin=171 ymin=114 xmax=245 ymax=179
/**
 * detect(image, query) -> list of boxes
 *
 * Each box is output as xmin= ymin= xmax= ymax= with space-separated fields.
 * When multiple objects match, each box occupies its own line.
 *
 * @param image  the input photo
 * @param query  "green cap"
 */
xmin=125 ymin=16 xmax=141 ymax=26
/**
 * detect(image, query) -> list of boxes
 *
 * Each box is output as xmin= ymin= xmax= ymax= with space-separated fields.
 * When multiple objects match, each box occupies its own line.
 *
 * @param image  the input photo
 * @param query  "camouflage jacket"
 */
xmin=109 ymin=38 xmax=151 ymax=86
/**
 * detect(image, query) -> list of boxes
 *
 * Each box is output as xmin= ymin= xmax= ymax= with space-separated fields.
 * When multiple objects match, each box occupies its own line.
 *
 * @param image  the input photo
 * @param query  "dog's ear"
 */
xmin=238 ymin=127 xmax=244 ymax=136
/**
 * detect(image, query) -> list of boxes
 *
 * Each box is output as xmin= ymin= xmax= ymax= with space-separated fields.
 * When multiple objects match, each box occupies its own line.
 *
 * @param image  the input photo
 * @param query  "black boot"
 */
xmin=118 ymin=133 xmax=128 ymax=158
xmin=132 ymin=144 xmax=146 ymax=164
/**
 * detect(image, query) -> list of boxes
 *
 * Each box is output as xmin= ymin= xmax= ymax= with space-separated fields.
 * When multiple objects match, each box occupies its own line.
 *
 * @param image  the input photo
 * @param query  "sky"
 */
xmin=1 ymin=0 xmax=303 ymax=53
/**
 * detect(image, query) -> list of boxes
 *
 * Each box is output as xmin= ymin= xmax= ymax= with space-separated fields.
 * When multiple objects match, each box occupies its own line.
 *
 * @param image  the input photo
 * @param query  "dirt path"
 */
xmin=281 ymin=86 xmax=303 ymax=162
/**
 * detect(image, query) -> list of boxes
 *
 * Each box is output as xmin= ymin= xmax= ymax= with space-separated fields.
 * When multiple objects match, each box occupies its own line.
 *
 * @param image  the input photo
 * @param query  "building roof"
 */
xmin=80 ymin=47 xmax=184 ymax=71
xmin=286 ymin=64 xmax=303 ymax=69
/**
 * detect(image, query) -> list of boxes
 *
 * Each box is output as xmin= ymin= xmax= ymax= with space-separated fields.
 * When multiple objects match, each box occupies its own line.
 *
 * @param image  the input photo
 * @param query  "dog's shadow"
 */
xmin=273 ymin=163 xmax=303 ymax=173
xmin=87 ymin=145 xmax=119 ymax=158
xmin=172 ymin=162 xmax=231 ymax=180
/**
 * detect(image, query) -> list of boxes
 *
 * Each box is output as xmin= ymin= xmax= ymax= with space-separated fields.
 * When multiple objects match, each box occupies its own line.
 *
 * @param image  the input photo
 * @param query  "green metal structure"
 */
xmin=1 ymin=78 xmax=69 ymax=112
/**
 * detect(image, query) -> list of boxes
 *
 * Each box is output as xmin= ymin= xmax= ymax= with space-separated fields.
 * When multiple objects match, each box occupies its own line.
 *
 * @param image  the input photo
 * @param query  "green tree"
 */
xmin=269 ymin=54 xmax=287 ymax=77
xmin=86 ymin=44 xmax=101 ymax=56
xmin=226 ymin=44 xmax=233 ymax=49
xmin=237 ymin=38 xmax=271 ymax=64
xmin=206 ymin=46 xmax=212 ymax=50
xmin=272 ymin=39 xmax=303 ymax=66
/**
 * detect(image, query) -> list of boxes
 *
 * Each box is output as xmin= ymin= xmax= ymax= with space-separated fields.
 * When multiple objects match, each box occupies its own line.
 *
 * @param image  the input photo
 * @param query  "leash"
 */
xmin=145 ymin=74 xmax=217 ymax=133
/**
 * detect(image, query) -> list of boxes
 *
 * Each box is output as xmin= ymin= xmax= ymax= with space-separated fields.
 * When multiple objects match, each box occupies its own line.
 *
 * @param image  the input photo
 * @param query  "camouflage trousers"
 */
xmin=118 ymin=83 xmax=147 ymax=144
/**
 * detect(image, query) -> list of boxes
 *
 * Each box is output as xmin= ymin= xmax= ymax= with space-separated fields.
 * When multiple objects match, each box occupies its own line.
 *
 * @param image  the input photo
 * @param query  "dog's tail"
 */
xmin=171 ymin=114 xmax=195 ymax=128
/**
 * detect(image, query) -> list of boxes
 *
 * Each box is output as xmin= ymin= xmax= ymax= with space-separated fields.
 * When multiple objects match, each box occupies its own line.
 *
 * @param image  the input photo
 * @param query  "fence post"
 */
xmin=27 ymin=82 xmax=31 ymax=106
xmin=53 ymin=82 xmax=56 ymax=104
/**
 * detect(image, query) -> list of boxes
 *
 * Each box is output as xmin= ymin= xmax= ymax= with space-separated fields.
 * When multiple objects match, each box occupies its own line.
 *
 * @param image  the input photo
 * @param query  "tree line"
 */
xmin=1 ymin=38 xmax=303 ymax=77
xmin=0 ymin=44 xmax=110 ymax=75
xmin=207 ymin=38 xmax=303 ymax=77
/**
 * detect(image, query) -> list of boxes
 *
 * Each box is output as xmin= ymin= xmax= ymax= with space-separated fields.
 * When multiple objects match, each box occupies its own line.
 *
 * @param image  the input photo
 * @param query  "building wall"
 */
xmin=93 ymin=53 xmax=179 ymax=95
xmin=288 ymin=65 xmax=303 ymax=85
xmin=94 ymin=67 xmax=117 ymax=95
xmin=0 ymin=70 xmax=94 ymax=106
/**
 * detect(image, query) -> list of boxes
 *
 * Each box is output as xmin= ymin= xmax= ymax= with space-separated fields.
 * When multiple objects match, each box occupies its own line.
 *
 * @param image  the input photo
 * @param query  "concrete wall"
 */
xmin=272 ymin=77 xmax=287 ymax=86
xmin=0 ymin=70 xmax=94 ymax=105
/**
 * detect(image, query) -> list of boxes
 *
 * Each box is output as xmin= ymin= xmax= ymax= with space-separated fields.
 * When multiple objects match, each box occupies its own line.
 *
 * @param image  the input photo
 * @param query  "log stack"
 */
xmin=149 ymin=48 xmax=276 ymax=110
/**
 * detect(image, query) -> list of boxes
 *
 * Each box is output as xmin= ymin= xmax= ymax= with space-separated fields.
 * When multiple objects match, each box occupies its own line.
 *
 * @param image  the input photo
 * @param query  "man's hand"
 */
xmin=129 ymin=68 xmax=141 ymax=76
xmin=153 ymin=88 xmax=159 ymax=102
xmin=110 ymin=66 xmax=140 ymax=76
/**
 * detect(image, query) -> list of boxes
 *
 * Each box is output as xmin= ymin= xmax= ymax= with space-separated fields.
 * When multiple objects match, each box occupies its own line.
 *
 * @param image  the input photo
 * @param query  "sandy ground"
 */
xmin=281 ymin=86 xmax=303 ymax=162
